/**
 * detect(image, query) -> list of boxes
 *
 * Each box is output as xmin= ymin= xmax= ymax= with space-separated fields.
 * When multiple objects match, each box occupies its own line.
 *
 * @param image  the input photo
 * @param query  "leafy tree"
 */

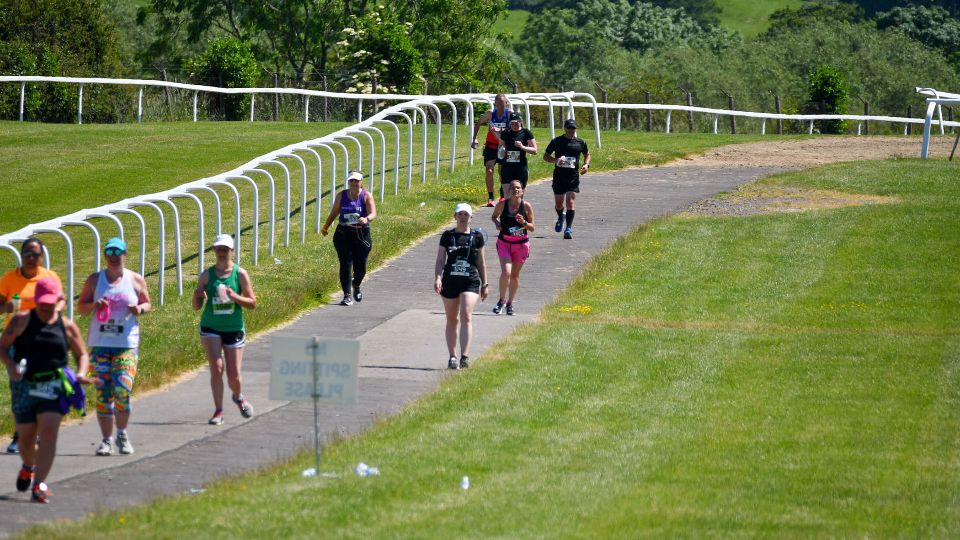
xmin=807 ymin=65 xmax=849 ymax=133
xmin=875 ymin=6 xmax=960 ymax=67
xmin=766 ymin=0 xmax=865 ymax=36
xmin=0 ymin=0 xmax=126 ymax=122
xmin=652 ymin=0 xmax=721 ymax=28
xmin=335 ymin=10 xmax=423 ymax=93
xmin=849 ymin=1 xmax=959 ymax=18
xmin=186 ymin=37 xmax=259 ymax=120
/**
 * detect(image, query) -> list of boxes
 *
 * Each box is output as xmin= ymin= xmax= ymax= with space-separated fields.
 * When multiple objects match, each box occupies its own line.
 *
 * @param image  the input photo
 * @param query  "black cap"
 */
xmin=563 ymin=118 xmax=577 ymax=129
xmin=509 ymin=112 xmax=522 ymax=122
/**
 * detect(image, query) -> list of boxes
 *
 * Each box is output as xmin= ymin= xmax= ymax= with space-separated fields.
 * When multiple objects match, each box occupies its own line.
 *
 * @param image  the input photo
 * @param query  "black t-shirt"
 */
xmin=499 ymin=128 xmax=535 ymax=175
xmin=439 ymin=229 xmax=486 ymax=279
xmin=545 ymin=135 xmax=589 ymax=182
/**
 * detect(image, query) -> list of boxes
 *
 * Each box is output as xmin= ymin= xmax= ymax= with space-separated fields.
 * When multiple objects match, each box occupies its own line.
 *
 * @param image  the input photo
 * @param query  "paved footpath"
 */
xmin=0 ymin=163 xmax=788 ymax=534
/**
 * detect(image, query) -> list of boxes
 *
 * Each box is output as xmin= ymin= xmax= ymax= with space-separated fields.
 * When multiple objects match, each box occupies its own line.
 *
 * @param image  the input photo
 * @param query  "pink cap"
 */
xmin=34 ymin=277 xmax=62 ymax=305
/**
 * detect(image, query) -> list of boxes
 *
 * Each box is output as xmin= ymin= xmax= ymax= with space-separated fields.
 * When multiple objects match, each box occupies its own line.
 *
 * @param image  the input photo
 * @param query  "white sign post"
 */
xmin=271 ymin=335 xmax=359 ymax=474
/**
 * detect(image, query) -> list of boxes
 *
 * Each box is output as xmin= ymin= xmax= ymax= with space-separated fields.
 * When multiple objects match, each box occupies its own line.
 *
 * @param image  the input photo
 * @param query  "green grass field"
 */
xmin=17 ymin=154 xmax=959 ymax=538
xmin=0 ymin=121 xmax=769 ymax=437
xmin=718 ymin=0 xmax=804 ymax=37
xmin=498 ymin=9 xmax=530 ymax=41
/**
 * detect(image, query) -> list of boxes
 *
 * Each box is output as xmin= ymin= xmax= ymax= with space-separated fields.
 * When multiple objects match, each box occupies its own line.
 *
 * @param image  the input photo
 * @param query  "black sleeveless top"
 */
xmin=13 ymin=311 xmax=68 ymax=380
xmin=498 ymin=200 xmax=529 ymax=243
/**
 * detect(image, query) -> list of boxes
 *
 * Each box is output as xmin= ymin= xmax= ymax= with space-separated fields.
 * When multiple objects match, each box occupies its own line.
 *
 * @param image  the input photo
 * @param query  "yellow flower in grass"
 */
xmin=558 ymin=304 xmax=593 ymax=314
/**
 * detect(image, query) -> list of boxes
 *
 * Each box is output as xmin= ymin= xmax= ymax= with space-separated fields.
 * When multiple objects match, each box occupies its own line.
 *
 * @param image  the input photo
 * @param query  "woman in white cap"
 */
xmin=322 ymin=170 xmax=378 ymax=306
xmin=77 ymin=237 xmax=151 ymax=456
xmin=0 ymin=276 xmax=92 ymax=503
xmin=192 ymin=234 xmax=257 ymax=425
xmin=434 ymin=203 xmax=489 ymax=369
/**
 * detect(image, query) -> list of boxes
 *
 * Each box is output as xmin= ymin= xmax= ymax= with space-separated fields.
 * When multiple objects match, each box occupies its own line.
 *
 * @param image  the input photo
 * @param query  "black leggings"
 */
xmin=333 ymin=225 xmax=372 ymax=293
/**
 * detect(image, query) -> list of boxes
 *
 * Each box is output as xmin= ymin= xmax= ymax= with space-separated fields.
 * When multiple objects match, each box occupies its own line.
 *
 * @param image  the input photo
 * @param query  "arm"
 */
xmin=471 ymin=111 xmax=492 ymax=145
xmin=524 ymin=137 xmax=538 ymax=155
xmin=0 ymin=294 xmax=9 ymax=315
xmin=434 ymin=245 xmax=447 ymax=294
xmin=76 ymin=273 xmax=101 ymax=316
xmin=231 ymin=268 xmax=257 ymax=310
xmin=543 ymin=141 xmax=557 ymax=164
xmin=358 ymin=191 xmax=377 ymax=226
xmin=63 ymin=318 xmax=92 ymax=384
xmin=321 ymin=191 xmax=344 ymax=236
xmin=192 ymin=270 xmax=209 ymax=311
xmin=520 ymin=202 xmax=535 ymax=233
xmin=476 ymin=245 xmax=489 ymax=301
xmin=0 ymin=314 xmax=27 ymax=379
xmin=580 ymin=148 xmax=591 ymax=175
xmin=491 ymin=200 xmax=504 ymax=231
xmin=128 ymin=273 xmax=152 ymax=316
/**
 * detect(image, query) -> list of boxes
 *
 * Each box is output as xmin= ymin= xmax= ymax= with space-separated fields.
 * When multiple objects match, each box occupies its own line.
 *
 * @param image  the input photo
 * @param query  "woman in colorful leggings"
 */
xmin=77 ymin=237 xmax=151 ymax=456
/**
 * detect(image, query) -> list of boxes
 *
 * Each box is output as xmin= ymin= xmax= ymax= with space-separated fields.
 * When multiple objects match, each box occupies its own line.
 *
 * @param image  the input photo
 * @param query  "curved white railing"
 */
xmin=917 ymin=87 xmax=960 ymax=159
xmin=0 ymin=89 xmax=602 ymax=316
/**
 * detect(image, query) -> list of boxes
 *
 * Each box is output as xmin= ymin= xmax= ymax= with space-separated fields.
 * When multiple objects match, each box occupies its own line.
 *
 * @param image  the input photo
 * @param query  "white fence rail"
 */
xmin=917 ymin=87 xmax=960 ymax=159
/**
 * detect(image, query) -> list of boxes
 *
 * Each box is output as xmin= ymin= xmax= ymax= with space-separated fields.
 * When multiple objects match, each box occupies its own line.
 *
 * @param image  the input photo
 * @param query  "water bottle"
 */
xmin=16 ymin=359 xmax=26 ymax=376
xmin=460 ymin=476 xmax=470 ymax=490
xmin=497 ymin=145 xmax=506 ymax=160
xmin=217 ymin=283 xmax=230 ymax=302
xmin=9 ymin=294 xmax=20 ymax=313
xmin=95 ymin=302 xmax=110 ymax=322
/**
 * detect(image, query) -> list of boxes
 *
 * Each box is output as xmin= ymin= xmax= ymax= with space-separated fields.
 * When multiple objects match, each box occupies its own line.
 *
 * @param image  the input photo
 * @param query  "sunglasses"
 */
xmin=348 ymin=178 xmax=362 ymax=183
xmin=20 ymin=252 xmax=42 ymax=258
xmin=104 ymin=248 xmax=125 ymax=256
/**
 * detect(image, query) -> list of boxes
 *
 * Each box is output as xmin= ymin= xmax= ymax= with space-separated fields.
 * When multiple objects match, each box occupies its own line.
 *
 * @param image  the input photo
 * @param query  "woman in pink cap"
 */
xmin=0 ymin=276 xmax=92 ymax=503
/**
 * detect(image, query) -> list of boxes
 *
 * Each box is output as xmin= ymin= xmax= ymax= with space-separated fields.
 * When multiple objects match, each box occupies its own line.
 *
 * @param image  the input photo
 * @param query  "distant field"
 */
xmin=498 ymin=9 xmax=530 ymax=41
xmin=718 ymin=0 xmax=804 ymax=37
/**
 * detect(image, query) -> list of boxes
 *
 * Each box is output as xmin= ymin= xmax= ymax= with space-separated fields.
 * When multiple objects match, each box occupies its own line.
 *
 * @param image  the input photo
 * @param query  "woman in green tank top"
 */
xmin=192 ymin=235 xmax=257 ymax=426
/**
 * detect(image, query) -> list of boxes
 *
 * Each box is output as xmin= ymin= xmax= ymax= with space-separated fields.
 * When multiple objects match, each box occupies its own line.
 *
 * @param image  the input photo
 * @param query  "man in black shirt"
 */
xmin=498 ymin=112 xmax=537 ymax=197
xmin=543 ymin=118 xmax=590 ymax=239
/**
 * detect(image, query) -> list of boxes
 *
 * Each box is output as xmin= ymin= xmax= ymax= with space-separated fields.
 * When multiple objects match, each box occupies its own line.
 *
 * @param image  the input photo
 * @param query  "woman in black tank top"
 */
xmin=0 ymin=276 xmax=91 ymax=503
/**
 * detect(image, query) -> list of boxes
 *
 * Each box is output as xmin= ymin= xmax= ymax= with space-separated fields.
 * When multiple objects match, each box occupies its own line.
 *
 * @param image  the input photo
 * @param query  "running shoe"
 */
xmin=354 ymin=286 xmax=363 ymax=302
xmin=209 ymin=409 xmax=225 ymax=425
xmin=96 ymin=438 xmax=113 ymax=456
xmin=6 ymin=434 xmax=18 ymax=455
xmin=459 ymin=356 xmax=470 ymax=369
xmin=233 ymin=394 xmax=254 ymax=419
xmin=341 ymin=294 xmax=354 ymax=306
xmin=492 ymin=299 xmax=505 ymax=314
xmin=555 ymin=215 xmax=564 ymax=233
xmin=506 ymin=303 xmax=515 ymax=316
xmin=485 ymin=199 xmax=496 ymax=208
xmin=563 ymin=227 xmax=573 ymax=240
xmin=31 ymin=481 xmax=49 ymax=504
xmin=117 ymin=433 xmax=134 ymax=455
xmin=448 ymin=356 xmax=459 ymax=370
xmin=15 ymin=465 xmax=33 ymax=492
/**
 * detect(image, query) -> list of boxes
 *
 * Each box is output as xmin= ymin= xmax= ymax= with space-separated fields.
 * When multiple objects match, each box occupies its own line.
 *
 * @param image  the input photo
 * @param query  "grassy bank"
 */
xmin=18 ymin=156 xmax=960 ymax=537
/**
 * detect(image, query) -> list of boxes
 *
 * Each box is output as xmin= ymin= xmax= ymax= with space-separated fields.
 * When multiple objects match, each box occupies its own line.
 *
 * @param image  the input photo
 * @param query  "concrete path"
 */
xmin=0 ymin=163 xmax=789 ymax=534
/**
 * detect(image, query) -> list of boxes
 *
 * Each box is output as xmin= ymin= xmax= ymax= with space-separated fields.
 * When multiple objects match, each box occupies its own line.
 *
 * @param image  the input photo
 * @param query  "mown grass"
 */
xmin=0 ymin=121 xmax=771 ymax=436
xmin=498 ymin=8 xmax=531 ymax=41
xmin=16 ymin=155 xmax=960 ymax=537
xmin=718 ymin=0 xmax=804 ymax=37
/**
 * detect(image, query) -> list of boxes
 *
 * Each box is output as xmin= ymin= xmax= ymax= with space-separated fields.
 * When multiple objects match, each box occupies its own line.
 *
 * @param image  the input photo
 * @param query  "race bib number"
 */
xmin=450 ymin=258 xmax=471 ymax=277
xmin=557 ymin=156 xmax=577 ymax=169
xmin=212 ymin=296 xmax=236 ymax=316
xmin=508 ymin=225 xmax=527 ymax=236
xmin=343 ymin=212 xmax=360 ymax=225
xmin=28 ymin=381 xmax=59 ymax=400
xmin=99 ymin=323 xmax=124 ymax=336
xmin=506 ymin=150 xmax=521 ymax=163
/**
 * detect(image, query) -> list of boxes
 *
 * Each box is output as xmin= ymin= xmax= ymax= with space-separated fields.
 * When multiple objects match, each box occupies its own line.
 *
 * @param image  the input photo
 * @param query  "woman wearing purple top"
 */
xmin=322 ymin=171 xmax=378 ymax=305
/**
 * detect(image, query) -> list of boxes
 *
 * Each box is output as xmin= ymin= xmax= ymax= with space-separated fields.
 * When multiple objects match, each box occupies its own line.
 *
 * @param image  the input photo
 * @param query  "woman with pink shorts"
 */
xmin=490 ymin=180 xmax=535 ymax=316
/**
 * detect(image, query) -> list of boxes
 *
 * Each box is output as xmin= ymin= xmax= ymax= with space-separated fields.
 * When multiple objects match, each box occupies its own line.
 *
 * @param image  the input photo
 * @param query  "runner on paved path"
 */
xmin=544 ymin=118 xmax=591 ymax=240
xmin=322 ymin=170 xmax=377 ymax=306
xmin=471 ymin=93 xmax=511 ymax=207
xmin=490 ymin=180 xmax=535 ymax=317
xmin=498 ymin=111 xmax=537 ymax=196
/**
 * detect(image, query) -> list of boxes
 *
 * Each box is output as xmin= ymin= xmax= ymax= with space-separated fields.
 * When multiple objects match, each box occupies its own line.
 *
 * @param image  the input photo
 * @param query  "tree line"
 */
xmin=1 ymin=0 xmax=959 ymax=129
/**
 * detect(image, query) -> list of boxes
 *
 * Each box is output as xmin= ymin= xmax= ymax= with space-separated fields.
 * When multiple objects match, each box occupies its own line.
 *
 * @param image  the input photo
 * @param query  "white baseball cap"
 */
xmin=346 ymin=170 xmax=363 ymax=182
xmin=213 ymin=234 xmax=235 ymax=250
xmin=454 ymin=202 xmax=473 ymax=216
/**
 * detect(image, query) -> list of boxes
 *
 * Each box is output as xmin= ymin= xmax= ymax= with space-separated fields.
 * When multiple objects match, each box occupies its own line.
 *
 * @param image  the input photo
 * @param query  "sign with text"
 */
xmin=270 ymin=335 xmax=359 ymax=404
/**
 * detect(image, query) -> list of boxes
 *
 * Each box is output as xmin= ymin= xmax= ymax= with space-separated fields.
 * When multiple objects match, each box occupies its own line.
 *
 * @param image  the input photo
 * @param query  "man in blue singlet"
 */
xmin=471 ymin=93 xmax=511 ymax=207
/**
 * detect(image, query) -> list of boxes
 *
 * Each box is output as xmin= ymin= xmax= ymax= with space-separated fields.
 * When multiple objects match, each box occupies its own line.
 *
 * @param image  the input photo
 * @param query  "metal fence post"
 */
xmin=774 ymin=93 xmax=782 ymax=135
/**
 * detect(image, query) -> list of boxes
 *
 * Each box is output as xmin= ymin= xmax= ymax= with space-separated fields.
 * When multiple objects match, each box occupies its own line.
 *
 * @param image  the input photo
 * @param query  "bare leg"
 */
xmin=442 ymin=296 xmax=461 ymax=357
xmin=458 ymin=292 xmax=480 ymax=357
xmin=97 ymin=414 xmax=114 ymax=439
xmin=484 ymin=159 xmax=496 ymax=200
xmin=498 ymin=257 xmax=512 ymax=302
xmin=508 ymin=260 xmax=525 ymax=303
xmin=33 ymin=413 xmax=61 ymax=483
xmin=16 ymin=422 xmax=37 ymax=469
xmin=566 ymin=192 xmax=577 ymax=211
xmin=223 ymin=346 xmax=244 ymax=401
xmin=202 ymin=336 xmax=225 ymax=410
xmin=554 ymin=193 xmax=565 ymax=213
